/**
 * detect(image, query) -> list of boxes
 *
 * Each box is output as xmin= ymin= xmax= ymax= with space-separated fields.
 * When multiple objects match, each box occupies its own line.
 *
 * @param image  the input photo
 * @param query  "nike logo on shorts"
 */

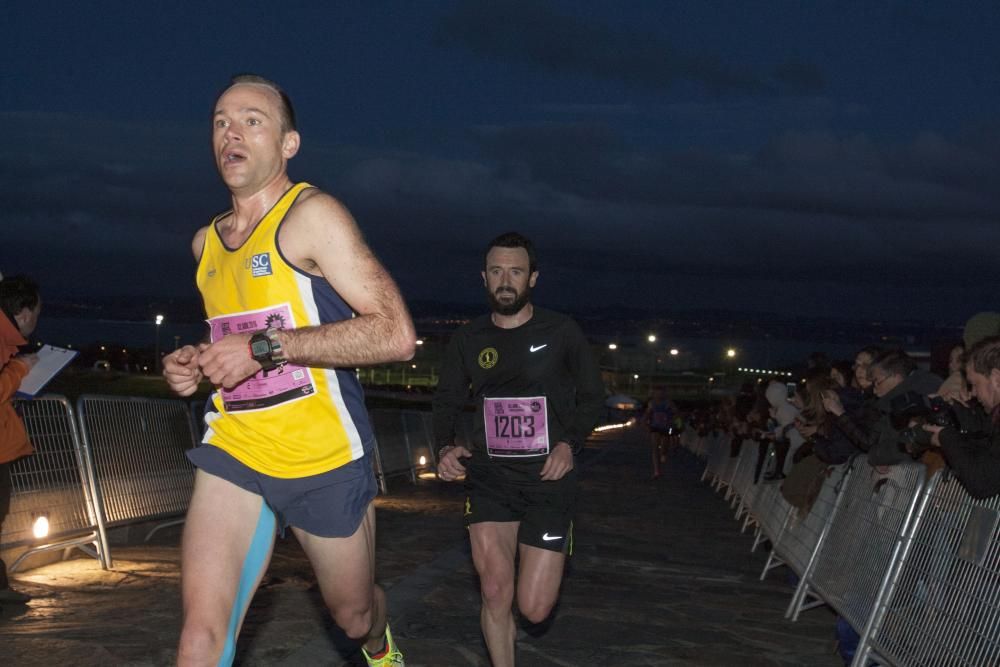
xmin=530 ymin=344 xmax=548 ymax=352
xmin=542 ymin=532 xmax=562 ymax=541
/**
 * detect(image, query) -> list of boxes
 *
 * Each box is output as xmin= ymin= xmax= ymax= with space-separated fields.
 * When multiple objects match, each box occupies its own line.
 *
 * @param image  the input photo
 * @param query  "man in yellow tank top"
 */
xmin=163 ymin=75 xmax=414 ymax=667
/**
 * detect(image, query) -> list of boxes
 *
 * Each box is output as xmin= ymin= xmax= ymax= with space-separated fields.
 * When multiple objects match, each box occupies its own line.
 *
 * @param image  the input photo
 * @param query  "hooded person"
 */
xmin=764 ymin=380 xmax=804 ymax=478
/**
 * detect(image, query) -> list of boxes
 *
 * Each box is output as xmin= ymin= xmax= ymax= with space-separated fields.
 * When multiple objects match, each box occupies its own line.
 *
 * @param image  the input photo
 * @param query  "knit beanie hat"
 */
xmin=963 ymin=312 xmax=1000 ymax=348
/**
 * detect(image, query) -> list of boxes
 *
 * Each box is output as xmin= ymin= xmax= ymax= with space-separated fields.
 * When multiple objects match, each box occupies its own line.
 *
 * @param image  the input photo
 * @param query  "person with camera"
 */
xmin=821 ymin=349 xmax=941 ymax=467
xmin=922 ymin=336 xmax=1000 ymax=499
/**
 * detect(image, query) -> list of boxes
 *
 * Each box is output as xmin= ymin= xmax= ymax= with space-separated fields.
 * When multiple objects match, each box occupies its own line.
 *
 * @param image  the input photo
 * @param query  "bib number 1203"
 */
xmin=494 ymin=414 xmax=536 ymax=438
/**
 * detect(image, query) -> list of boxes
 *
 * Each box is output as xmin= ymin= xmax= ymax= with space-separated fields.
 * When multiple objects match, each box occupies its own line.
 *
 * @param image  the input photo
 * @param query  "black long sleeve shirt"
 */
xmin=939 ymin=406 xmax=1000 ymax=500
xmin=432 ymin=307 xmax=605 ymax=472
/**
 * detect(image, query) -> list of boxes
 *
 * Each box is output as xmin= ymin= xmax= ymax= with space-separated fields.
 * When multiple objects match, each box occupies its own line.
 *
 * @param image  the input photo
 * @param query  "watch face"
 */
xmin=250 ymin=339 xmax=271 ymax=357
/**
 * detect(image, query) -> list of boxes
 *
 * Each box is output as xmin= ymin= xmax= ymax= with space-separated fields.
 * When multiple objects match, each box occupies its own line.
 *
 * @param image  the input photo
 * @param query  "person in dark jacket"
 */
xmin=822 ymin=349 xmax=941 ymax=466
xmin=925 ymin=336 xmax=1000 ymax=499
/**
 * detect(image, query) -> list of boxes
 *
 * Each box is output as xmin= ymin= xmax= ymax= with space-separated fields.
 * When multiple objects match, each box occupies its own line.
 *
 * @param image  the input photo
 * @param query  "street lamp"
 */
xmin=726 ymin=348 xmax=736 ymax=359
xmin=154 ymin=314 xmax=164 ymax=373
xmin=669 ymin=348 xmax=679 ymax=356
xmin=647 ymin=334 xmax=657 ymax=343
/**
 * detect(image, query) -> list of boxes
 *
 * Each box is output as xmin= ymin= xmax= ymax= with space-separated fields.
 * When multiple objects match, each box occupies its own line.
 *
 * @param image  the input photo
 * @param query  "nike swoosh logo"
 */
xmin=530 ymin=344 xmax=548 ymax=352
xmin=542 ymin=533 xmax=562 ymax=541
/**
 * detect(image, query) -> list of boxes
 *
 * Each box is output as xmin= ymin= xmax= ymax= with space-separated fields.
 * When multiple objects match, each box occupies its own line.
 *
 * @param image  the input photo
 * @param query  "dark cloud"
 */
xmin=436 ymin=0 xmax=825 ymax=97
xmin=7 ymin=109 xmax=1000 ymax=322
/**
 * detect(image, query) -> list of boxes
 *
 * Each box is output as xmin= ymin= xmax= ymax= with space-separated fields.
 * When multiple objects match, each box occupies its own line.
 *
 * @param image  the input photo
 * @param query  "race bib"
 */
xmin=483 ymin=396 xmax=549 ymax=457
xmin=207 ymin=304 xmax=315 ymax=412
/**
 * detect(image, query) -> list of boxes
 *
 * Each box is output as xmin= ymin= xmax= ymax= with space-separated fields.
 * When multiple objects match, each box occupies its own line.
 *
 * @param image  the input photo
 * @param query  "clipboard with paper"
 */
xmin=14 ymin=345 xmax=77 ymax=398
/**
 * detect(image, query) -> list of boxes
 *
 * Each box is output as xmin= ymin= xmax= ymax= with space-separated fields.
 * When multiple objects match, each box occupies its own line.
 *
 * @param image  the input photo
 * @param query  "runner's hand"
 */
xmin=540 ymin=441 xmax=574 ymax=481
xmin=163 ymin=345 xmax=204 ymax=396
xmin=437 ymin=445 xmax=471 ymax=481
xmin=198 ymin=335 xmax=261 ymax=389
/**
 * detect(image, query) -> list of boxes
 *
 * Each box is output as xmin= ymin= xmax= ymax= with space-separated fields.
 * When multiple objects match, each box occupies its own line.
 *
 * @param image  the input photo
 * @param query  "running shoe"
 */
xmin=362 ymin=622 xmax=404 ymax=666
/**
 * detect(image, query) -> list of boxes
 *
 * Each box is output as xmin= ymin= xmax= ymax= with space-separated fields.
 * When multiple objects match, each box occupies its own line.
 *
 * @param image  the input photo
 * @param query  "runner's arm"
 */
xmin=162 ymin=228 xmax=209 ymax=396
xmin=274 ymin=193 xmax=416 ymax=367
xmin=561 ymin=321 xmax=605 ymax=453
xmin=432 ymin=331 xmax=471 ymax=451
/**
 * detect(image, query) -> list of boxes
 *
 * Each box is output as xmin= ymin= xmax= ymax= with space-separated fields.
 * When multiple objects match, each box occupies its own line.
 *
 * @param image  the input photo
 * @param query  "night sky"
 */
xmin=4 ymin=1 xmax=1000 ymax=326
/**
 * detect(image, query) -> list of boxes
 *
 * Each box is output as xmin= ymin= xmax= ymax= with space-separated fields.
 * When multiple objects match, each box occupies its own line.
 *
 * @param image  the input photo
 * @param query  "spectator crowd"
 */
xmin=683 ymin=311 xmax=1000 ymax=664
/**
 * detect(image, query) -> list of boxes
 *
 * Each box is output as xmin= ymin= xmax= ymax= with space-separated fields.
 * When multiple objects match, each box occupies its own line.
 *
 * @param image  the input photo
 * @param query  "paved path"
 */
xmin=2 ymin=426 xmax=843 ymax=666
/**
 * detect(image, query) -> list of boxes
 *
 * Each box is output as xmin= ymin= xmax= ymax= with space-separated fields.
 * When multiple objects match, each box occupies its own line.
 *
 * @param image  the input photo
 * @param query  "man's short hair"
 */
xmin=485 ymin=232 xmax=537 ymax=273
xmin=965 ymin=335 xmax=1000 ymax=376
xmin=871 ymin=349 xmax=915 ymax=378
xmin=224 ymin=74 xmax=297 ymax=134
xmin=0 ymin=275 xmax=40 ymax=324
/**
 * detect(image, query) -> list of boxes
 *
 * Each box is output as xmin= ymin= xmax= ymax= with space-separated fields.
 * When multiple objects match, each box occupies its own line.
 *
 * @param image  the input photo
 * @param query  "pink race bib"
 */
xmin=207 ymin=304 xmax=315 ymax=412
xmin=483 ymin=396 xmax=549 ymax=457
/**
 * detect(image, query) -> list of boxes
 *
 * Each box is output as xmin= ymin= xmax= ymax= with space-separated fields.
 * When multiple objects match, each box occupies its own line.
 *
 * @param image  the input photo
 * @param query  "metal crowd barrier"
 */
xmin=3 ymin=396 xmax=109 ymax=572
xmin=369 ymin=408 xmax=417 ymax=493
xmin=401 ymin=410 xmax=436 ymax=477
xmin=731 ymin=440 xmax=762 ymax=532
xmin=76 ymin=395 xmax=198 ymax=549
xmin=762 ymin=463 xmax=849 ymax=589
xmin=369 ymin=408 xmax=475 ymax=493
xmin=683 ymin=409 xmax=1000 ymax=666
xmin=790 ymin=459 xmax=927 ymax=629
xmin=855 ymin=472 xmax=1000 ymax=667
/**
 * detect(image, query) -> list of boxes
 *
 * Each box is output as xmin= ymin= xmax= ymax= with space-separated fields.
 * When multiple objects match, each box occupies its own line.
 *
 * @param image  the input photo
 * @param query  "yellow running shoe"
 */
xmin=362 ymin=622 xmax=404 ymax=666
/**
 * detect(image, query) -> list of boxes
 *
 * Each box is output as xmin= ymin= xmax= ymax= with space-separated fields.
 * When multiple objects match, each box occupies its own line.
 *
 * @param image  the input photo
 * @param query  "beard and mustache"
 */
xmin=486 ymin=284 xmax=532 ymax=316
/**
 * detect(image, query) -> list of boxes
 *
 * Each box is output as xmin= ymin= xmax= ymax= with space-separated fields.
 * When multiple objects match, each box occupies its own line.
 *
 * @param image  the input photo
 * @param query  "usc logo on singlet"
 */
xmin=478 ymin=347 xmax=498 ymax=369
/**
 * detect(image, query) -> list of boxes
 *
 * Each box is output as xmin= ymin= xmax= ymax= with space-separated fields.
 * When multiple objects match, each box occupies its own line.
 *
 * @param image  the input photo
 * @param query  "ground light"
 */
xmin=33 ymin=514 xmax=50 ymax=539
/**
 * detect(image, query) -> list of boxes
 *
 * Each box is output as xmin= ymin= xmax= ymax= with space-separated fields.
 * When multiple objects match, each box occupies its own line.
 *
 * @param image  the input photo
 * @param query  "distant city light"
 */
xmin=647 ymin=334 xmax=657 ymax=343
xmin=726 ymin=348 xmax=737 ymax=358
xmin=669 ymin=348 xmax=679 ymax=356
xmin=415 ymin=339 xmax=424 ymax=346
xmin=633 ymin=374 xmax=639 ymax=379
xmin=608 ymin=343 xmax=618 ymax=350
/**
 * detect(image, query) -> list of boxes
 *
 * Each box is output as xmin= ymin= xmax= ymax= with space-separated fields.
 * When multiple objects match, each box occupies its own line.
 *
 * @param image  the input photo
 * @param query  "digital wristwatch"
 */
xmin=248 ymin=328 xmax=286 ymax=372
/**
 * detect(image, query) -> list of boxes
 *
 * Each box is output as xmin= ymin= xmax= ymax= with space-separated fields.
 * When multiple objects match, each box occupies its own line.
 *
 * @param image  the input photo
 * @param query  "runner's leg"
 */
xmin=516 ymin=543 xmax=567 ymax=624
xmin=470 ymin=521 xmax=519 ymax=667
xmin=292 ymin=502 xmax=389 ymax=654
xmin=178 ymin=469 xmax=276 ymax=666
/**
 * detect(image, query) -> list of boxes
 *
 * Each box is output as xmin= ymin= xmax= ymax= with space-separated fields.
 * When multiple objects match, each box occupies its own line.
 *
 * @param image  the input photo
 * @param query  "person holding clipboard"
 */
xmin=0 ymin=275 xmax=41 ymax=605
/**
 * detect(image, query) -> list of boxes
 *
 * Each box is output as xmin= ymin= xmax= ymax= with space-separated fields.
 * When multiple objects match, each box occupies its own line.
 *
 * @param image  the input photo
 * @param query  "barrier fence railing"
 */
xmin=679 ymin=418 xmax=1000 ymax=667
xmin=854 ymin=472 xmax=1000 ymax=667
xmin=3 ymin=396 xmax=108 ymax=572
xmin=3 ymin=400 xmax=446 ymax=573
xmin=76 ymin=395 xmax=199 ymax=549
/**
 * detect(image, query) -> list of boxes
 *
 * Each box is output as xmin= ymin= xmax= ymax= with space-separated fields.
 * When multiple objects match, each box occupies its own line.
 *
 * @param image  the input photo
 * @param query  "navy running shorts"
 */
xmin=187 ymin=445 xmax=376 ymax=539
